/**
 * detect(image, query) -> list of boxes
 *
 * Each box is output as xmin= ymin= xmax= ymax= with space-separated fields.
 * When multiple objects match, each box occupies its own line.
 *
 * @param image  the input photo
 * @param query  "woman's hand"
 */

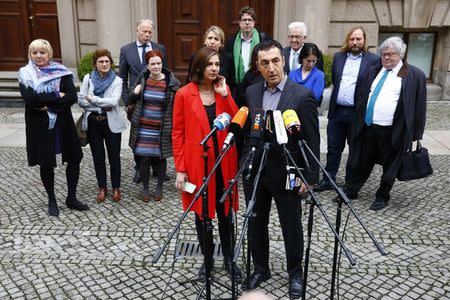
xmin=59 ymin=92 xmax=65 ymax=98
xmin=85 ymin=95 xmax=92 ymax=102
xmin=175 ymin=172 xmax=188 ymax=192
xmin=133 ymin=84 xmax=142 ymax=95
xmin=213 ymin=75 xmax=228 ymax=97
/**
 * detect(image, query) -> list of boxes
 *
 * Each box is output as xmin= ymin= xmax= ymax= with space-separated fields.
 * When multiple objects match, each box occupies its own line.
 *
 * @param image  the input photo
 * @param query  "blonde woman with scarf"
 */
xmin=18 ymin=39 xmax=89 ymax=217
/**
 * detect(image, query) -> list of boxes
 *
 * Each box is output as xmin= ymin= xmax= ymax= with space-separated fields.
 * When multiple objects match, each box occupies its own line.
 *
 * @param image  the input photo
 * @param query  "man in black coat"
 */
xmin=315 ymin=26 xmax=380 ymax=192
xmin=119 ymin=19 xmax=167 ymax=183
xmin=241 ymin=40 xmax=320 ymax=299
xmin=345 ymin=36 xmax=427 ymax=211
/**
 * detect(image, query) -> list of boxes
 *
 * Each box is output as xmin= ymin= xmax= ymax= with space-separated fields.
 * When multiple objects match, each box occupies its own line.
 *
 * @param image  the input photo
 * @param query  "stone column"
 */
xmin=130 ymin=0 xmax=159 ymax=42
xmin=56 ymin=0 xmax=78 ymax=69
xmin=95 ymin=0 xmax=132 ymax=62
xmin=274 ymin=0 xmax=331 ymax=53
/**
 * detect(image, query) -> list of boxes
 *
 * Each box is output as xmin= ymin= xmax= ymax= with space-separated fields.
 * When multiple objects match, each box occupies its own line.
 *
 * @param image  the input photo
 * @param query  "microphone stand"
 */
xmin=233 ymin=141 xmax=270 ymax=283
xmin=299 ymin=140 xmax=387 ymax=300
xmin=153 ymin=140 xmax=232 ymax=300
xmin=280 ymin=144 xmax=356 ymax=300
xmin=217 ymin=147 xmax=253 ymax=300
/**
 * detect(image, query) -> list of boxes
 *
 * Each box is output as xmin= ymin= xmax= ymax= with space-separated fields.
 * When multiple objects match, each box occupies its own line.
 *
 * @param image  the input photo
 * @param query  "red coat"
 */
xmin=172 ymin=82 xmax=238 ymax=218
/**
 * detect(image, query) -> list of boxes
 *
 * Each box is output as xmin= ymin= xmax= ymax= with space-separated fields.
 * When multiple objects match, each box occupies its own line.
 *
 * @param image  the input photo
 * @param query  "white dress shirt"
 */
xmin=369 ymin=60 xmax=403 ymax=126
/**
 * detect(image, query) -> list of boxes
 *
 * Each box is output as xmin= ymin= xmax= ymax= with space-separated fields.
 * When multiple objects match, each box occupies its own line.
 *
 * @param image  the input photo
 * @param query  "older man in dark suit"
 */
xmin=345 ymin=36 xmax=427 ymax=211
xmin=119 ymin=19 xmax=167 ymax=183
xmin=241 ymin=40 xmax=320 ymax=299
xmin=282 ymin=21 xmax=324 ymax=75
xmin=315 ymin=26 xmax=380 ymax=192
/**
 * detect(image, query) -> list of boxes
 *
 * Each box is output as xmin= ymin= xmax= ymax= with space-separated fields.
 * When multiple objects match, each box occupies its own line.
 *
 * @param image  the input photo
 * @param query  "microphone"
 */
xmin=200 ymin=112 xmax=231 ymax=146
xmin=263 ymin=110 xmax=274 ymax=143
xmin=246 ymin=108 xmax=264 ymax=180
xmin=282 ymin=109 xmax=310 ymax=171
xmin=273 ymin=110 xmax=288 ymax=145
xmin=222 ymin=106 xmax=249 ymax=150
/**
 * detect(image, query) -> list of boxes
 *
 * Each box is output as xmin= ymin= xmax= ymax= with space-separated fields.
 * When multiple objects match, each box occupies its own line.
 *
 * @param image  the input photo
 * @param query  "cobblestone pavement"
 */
xmin=0 ymin=103 xmax=449 ymax=299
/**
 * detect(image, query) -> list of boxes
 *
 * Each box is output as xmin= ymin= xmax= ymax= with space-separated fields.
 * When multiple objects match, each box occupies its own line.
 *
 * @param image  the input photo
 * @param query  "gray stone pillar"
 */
xmin=95 ymin=0 xmax=132 ymax=63
xmin=56 ymin=0 xmax=78 ymax=69
xmin=274 ymin=0 xmax=331 ymax=53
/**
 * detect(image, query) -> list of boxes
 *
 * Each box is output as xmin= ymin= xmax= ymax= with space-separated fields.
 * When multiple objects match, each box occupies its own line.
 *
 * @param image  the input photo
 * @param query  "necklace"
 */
xmin=199 ymin=88 xmax=214 ymax=95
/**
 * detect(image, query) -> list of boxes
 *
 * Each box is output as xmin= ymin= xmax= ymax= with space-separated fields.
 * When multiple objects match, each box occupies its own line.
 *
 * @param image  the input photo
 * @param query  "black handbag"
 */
xmin=397 ymin=141 xmax=433 ymax=181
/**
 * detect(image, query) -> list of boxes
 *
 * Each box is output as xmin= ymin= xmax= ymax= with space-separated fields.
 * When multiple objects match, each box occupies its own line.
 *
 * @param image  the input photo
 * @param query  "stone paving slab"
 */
xmin=0 ymin=146 xmax=449 ymax=299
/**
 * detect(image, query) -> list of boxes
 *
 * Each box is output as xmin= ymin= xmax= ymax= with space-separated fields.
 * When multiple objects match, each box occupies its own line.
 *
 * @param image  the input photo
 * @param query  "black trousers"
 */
xmin=244 ymin=170 xmax=303 ymax=277
xmin=194 ymin=170 xmax=234 ymax=262
xmin=346 ymin=125 xmax=397 ymax=202
xmin=324 ymin=106 xmax=355 ymax=182
xmin=87 ymin=115 xmax=122 ymax=188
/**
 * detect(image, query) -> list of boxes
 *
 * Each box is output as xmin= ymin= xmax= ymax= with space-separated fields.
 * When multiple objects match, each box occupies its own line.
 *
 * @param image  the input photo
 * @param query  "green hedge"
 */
xmin=76 ymin=51 xmax=116 ymax=81
xmin=322 ymin=54 xmax=332 ymax=88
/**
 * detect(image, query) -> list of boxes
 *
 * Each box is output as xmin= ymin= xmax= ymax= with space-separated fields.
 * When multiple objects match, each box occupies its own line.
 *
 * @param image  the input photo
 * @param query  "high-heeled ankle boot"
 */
xmin=96 ymin=188 xmax=107 ymax=203
xmin=48 ymin=197 xmax=59 ymax=217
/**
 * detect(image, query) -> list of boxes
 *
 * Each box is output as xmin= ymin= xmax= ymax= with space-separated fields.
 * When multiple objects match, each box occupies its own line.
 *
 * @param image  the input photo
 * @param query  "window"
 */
xmin=378 ymin=32 xmax=436 ymax=79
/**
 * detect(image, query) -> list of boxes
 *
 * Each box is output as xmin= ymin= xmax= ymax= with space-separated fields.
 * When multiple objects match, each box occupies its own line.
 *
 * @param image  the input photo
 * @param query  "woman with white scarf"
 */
xmin=78 ymin=49 xmax=127 ymax=203
xmin=18 ymin=39 xmax=89 ymax=217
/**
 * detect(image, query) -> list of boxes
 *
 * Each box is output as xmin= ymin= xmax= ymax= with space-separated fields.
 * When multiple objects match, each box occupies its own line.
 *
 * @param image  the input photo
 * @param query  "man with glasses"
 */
xmin=119 ymin=19 xmax=168 ymax=184
xmin=345 ymin=36 xmax=427 ymax=211
xmin=224 ymin=6 xmax=270 ymax=89
xmin=282 ymin=22 xmax=324 ymax=75
xmin=241 ymin=40 xmax=320 ymax=299
xmin=315 ymin=26 xmax=380 ymax=192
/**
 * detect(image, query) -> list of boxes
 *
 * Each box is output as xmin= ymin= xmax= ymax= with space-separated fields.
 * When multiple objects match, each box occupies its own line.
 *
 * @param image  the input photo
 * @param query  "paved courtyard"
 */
xmin=0 ymin=102 xmax=449 ymax=299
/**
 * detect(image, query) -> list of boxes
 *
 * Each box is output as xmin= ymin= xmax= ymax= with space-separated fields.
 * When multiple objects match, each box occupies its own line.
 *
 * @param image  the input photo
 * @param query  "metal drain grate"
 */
xmin=175 ymin=241 xmax=224 ymax=258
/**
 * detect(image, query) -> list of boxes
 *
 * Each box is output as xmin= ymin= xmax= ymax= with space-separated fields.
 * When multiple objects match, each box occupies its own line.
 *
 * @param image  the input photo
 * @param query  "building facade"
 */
xmin=2 ymin=0 xmax=449 ymax=99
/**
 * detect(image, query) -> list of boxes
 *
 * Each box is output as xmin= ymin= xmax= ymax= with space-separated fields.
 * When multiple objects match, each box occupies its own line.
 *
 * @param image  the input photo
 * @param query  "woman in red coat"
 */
xmin=172 ymin=47 xmax=241 ymax=280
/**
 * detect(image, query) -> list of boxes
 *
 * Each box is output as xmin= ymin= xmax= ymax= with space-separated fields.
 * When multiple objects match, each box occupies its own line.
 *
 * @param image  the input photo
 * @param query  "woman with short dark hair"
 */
xmin=78 ymin=48 xmax=127 ymax=203
xmin=288 ymin=42 xmax=325 ymax=101
xmin=18 ymin=39 xmax=89 ymax=217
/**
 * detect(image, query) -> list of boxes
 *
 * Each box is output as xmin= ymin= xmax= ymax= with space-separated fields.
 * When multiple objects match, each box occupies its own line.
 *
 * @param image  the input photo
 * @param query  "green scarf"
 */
xmin=233 ymin=28 xmax=260 ymax=84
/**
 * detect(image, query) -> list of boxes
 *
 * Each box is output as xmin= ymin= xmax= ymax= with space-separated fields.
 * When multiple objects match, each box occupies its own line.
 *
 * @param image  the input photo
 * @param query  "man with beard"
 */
xmin=315 ymin=27 xmax=380 ymax=191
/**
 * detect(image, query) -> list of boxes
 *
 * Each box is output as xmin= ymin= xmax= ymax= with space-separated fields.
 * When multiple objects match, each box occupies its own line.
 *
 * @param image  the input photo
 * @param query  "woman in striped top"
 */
xmin=128 ymin=50 xmax=180 ymax=202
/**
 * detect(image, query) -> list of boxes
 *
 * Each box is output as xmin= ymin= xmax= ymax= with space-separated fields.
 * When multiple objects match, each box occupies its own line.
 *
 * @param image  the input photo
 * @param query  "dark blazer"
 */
xmin=328 ymin=51 xmax=380 ymax=119
xmin=224 ymin=31 xmax=270 ymax=57
xmin=244 ymin=79 xmax=320 ymax=184
xmin=350 ymin=63 xmax=427 ymax=182
xmin=283 ymin=46 xmax=324 ymax=75
xmin=19 ymin=75 xmax=83 ymax=167
xmin=119 ymin=41 xmax=167 ymax=105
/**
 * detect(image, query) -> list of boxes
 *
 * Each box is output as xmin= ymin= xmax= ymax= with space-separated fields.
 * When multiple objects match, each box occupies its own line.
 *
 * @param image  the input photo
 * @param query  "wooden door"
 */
xmin=157 ymin=0 xmax=274 ymax=83
xmin=0 ymin=0 xmax=61 ymax=71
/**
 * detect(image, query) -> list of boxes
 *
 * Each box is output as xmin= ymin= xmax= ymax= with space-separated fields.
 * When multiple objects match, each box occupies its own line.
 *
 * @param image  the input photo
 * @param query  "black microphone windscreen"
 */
xmin=249 ymin=108 xmax=264 ymax=146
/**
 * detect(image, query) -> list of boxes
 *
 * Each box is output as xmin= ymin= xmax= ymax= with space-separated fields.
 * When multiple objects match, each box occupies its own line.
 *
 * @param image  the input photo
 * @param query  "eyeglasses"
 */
xmin=288 ymin=35 xmax=305 ymax=40
xmin=97 ymin=60 xmax=111 ymax=64
xmin=381 ymin=52 xmax=398 ymax=58
xmin=258 ymin=58 xmax=282 ymax=69
xmin=240 ymin=18 xmax=254 ymax=23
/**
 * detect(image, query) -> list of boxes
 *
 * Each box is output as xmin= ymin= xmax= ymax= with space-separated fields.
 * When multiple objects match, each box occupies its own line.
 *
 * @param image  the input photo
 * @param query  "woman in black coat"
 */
xmin=18 ymin=39 xmax=89 ymax=217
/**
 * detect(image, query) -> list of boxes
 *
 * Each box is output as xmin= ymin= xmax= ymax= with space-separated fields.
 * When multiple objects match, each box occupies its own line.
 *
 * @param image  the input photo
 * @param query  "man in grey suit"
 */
xmin=119 ymin=19 xmax=167 ymax=183
xmin=241 ymin=40 xmax=320 ymax=299
xmin=282 ymin=22 xmax=323 ymax=75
